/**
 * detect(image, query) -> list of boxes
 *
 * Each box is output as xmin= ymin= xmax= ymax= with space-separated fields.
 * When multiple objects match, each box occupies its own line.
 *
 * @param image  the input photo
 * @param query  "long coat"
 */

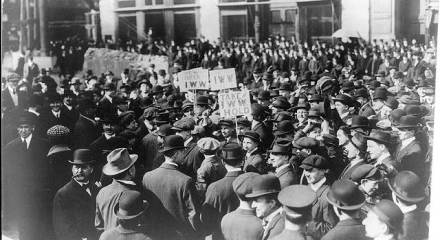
xmin=262 ymin=211 xmax=284 ymax=240
xmin=39 ymin=108 xmax=71 ymax=133
xmin=2 ymin=135 xmax=52 ymax=240
xmin=252 ymin=121 xmax=274 ymax=151
xmin=221 ymin=208 xmax=263 ymax=240
xmin=73 ymin=115 xmax=100 ymax=149
xmin=202 ymin=171 xmax=243 ymax=239
xmin=399 ymin=209 xmax=429 ymax=240
xmin=142 ymin=162 xmax=203 ymax=239
xmin=321 ymin=218 xmax=368 ymax=240
xmin=53 ymin=179 xmax=100 ymax=240
xmin=244 ymin=150 xmax=267 ymax=174
xmin=396 ymin=139 xmax=426 ymax=180
xmin=181 ymin=139 xmax=204 ymax=179
xmin=95 ymin=180 xmax=138 ymax=232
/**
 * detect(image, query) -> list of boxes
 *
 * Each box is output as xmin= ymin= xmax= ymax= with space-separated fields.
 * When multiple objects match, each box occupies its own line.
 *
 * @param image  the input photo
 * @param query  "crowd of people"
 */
xmin=1 ymin=35 xmax=436 ymax=240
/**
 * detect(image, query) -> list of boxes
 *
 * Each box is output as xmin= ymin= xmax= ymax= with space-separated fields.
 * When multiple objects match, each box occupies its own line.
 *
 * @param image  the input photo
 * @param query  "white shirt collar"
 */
xmin=251 ymin=120 xmax=259 ymax=129
xmin=376 ymin=152 xmax=391 ymax=164
xmin=310 ymin=177 xmax=327 ymax=192
xmin=184 ymin=136 xmax=193 ymax=147
xmin=8 ymin=86 xmax=16 ymax=94
xmin=374 ymin=234 xmax=395 ymax=240
xmin=28 ymin=109 xmax=40 ymax=116
xmin=21 ymin=134 xmax=32 ymax=148
xmin=104 ymin=133 xmax=115 ymax=140
xmin=116 ymin=180 xmax=136 ymax=185
xmin=52 ymin=110 xmax=60 ymax=117
xmin=398 ymin=203 xmax=417 ymax=214
xmin=400 ymin=136 xmax=416 ymax=150
xmin=275 ymin=163 xmax=291 ymax=174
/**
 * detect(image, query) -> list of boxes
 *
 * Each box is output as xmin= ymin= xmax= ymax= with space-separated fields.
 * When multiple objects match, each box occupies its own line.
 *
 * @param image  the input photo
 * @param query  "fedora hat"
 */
xmin=69 ymin=149 xmax=95 ymax=165
xmin=364 ymin=129 xmax=391 ymax=145
xmin=274 ymin=120 xmax=294 ymax=136
xmin=195 ymin=95 xmax=210 ymax=106
xmin=159 ymin=135 xmax=185 ymax=153
xmin=333 ymin=94 xmax=353 ymax=106
xmin=114 ymin=190 xmax=149 ymax=220
xmin=103 ymin=148 xmax=138 ymax=176
xmin=350 ymin=115 xmax=371 ymax=129
xmin=218 ymin=119 xmax=235 ymax=128
xmin=326 ymin=179 xmax=365 ymax=210
xmin=245 ymin=174 xmax=281 ymax=198
xmin=371 ymin=199 xmax=403 ymax=231
xmin=388 ymin=171 xmax=425 ymax=203
xmin=395 ymin=115 xmax=419 ymax=129
xmin=269 ymin=139 xmax=292 ymax=155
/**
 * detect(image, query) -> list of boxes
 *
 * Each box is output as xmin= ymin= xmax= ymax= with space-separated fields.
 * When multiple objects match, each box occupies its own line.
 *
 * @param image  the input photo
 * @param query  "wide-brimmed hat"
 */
xmin=102 ymin=148 xmax=138 ymax=176
xmin=388 ymin=171 xmax=425 ymax=203
xmin=159 ymin=135 xmax=185 ymax=153
xmin=326 ymin=179 xmax=365 ymax=210
xmin=274 ymin=120 xmax=294 ymax=136
xmin=115 ymin=190 xmax=149 ymax=220
xmin=364 ymin=129 xmax=391 ymax=145
xmin=350 ymin=115 xmax=371 ymax=129
xmin=197 ymin=137 xmax=221 ymax=153
xmin=371 ymin=200 xmax=403 ymax=231
xmin=245 ymin=174 xmax=281 ymax=198
xmin=300 ymin=155 xmax=328 ymax=170
xmin=269 ymin=139 xmax=292 ymax=155
xmin=395 ymin=115 xmax=419 ymax=129
xmin=69 ymin=149 xmax=96 ymax=165
xmin=333 ymin=94 xmax=353 ymax=106
xmin=218 ymin=119 xmax=235 ymax=128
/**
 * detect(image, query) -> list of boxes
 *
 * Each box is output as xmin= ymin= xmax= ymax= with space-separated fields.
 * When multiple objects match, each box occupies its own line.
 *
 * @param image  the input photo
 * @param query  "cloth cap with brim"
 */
xmin=395 ymin=115 xmax=419 ymax=129
xmin=114 ymin=190 xmax=149 ymax=220
xmin=245 ymin=174 xmax=281 ymax=198
xmin=371 ymin=199 xmax=403 ymax=231
xmin=171 ymin=117 xmax=196 ymax=131
xmin=47 ymin=125 xmax=71 ymax=137
xmin=233 ymin=172 xmax=260 ymax=199
xmin=218 ymin=119 xmax=235 ymax=128
xmin=269 ymin=139 xmax=292 ymax=154
xmin=326 ymin=179 xmax=365 ymax=210
xmin=387 ymin=171 xmax=425 ymax=203
xmin=300 ymin=155 xmax=328 ymax=170
xmin=398 ymin=95 xmax=420 ymax=105
xmin=159 ymin=135 xmax=186 ymax=153
xmin=322 ymin=134 xmax=339 ymax=147
xmin=350 ymin=164 xmax=382 ymax=183
xmin=69 ymin=149 xmax=96 ymax=165
xmin=103 ymin=148 xmax=138 ymax=176
xmin=238 ymin=131 xmax=260 ymax=143
xmin=309 ymin=94 xmax=323 ymax=103
xmin=197 ymin=137 xmax=221 ymax=152
xmin=151 ymin=85 xmax=164 ymax=94
xmin=278 ymin=185 xmax=316 ymax=211
xmin=292 ymin=137 xmax=319 ymax=150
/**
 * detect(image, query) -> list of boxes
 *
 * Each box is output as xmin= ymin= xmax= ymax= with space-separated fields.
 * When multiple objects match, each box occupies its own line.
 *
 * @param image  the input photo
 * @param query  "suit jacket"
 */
xmin=181 ymin=139 xmax=204 ymax=179
xmin=39 ymin=108 xmax=71 ymax=134
xmin=339 ymin=160 xmax=365 ymax=180
xmin=221 ymin=208 xmax=263 ymax=240
xmin=308 ymin=182 xmax=338 ymax=240
xmin=263 ymin=211 xmax=284 ymax=240
xmin=61 ymin=105 xmax=80 ymax=129
xmin=73 ymin=115 xmax=99 ymax=149
xmin=276 ymin=165 xmax=300 ymax=189
xmin=399 ymin=209 xmax=429 ymax=240
xmin=396 ymin=139 xmax=426 ymax=179
xmin=96 ymin=97 xmax=117 ymax=120
xmin=1 ymin=87 xmax=26 ymax=112
xmin=252 ymin=121 xmax=274 ymax=151
xmin=202 ymin=171 xmax=243 ymax=239
xmin=142 ymin=162 xmax=202 ymax=239
xmin=95 ymin=180 xmax=138 ymax=232
xmin=53 ymin=179 xmax=100 ymax=240
xmin=321 ymin=218 xmax=368 ymax=240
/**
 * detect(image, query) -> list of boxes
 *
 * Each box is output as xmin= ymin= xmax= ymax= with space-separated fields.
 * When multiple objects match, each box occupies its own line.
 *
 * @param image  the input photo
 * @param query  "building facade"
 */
xmin=99 ymin=0 xmax=437 ymax=44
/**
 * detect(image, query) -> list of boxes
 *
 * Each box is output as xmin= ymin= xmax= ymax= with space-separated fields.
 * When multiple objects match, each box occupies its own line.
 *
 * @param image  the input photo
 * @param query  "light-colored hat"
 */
xmin=197 ymin=137 xmax=220 ymax=152
xmin=103 ymin=148 xmax=138 ymax=176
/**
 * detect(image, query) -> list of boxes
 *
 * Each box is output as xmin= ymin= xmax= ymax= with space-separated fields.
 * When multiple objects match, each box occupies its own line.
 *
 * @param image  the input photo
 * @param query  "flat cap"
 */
xmin=300 ymin=155 xmax=329 ymax=170
xmin=245 ymin=174 xmax=281 ymax=198
xmin=292 ymin=137 xmax=319 ymax=149
xmin=171 ymin=117 xmax=196 ymax=131
xmin=47 ymin=125 xmax=71 ymax=137
xmin=232 ymin=172 xmax=260 ymax=200
xmin=218 ymin=119 xmax=235 ymax=128
xmin=197 ymin=137 xmax=221 ymax=152
xmin=278 ymin=185 xmax=316 ymax=210
xmin=350 ymin=164 xmax=382 ymax=183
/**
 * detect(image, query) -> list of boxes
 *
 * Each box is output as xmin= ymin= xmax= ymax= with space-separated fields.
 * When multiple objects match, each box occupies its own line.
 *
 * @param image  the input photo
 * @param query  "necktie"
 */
xmin=82 ymin=182 xmax=91 ymax=196
xmin=22 ymin=140 xmax=27 ymax=150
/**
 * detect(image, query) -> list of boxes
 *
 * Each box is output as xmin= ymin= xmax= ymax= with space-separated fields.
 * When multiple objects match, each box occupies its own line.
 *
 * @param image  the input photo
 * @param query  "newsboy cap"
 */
xmin=171 ymin=117 xmax=196 ymax=131
xmin=300 ymin=155 xmax=329 ymax=170
xmin=197 ymin=137 xmax=221 ymax=153
xmin=233 ymin=172 xmax=260 ymax=200
xmin=245 ymin=174 xmax=281 ymax=198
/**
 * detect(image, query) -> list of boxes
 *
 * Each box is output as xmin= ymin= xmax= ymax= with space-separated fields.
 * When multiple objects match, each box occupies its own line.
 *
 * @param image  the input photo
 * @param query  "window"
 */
xmin=285 ymin=9 xmax=296 ymax=23
xmin=118 ymin=0 xmax=136 ymax=8
xmin=173 ymin=0 xmax=195 ymax=4
xmin=145 ymin=0 xmax=163 ymax=5
xmin=271 ymin=10 xmax=282 ymax=24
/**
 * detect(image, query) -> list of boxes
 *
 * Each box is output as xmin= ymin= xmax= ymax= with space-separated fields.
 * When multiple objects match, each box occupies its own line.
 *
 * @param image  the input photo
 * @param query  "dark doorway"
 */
xmin=174 ymin=13 xmax=196 ymax=45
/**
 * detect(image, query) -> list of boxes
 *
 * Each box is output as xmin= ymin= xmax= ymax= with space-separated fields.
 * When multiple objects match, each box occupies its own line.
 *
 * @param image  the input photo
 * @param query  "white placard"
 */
xmin=218 ymin=90 xmax=252 ymax=118
xmin=209 ymin=68 xmax=237 ymax=90
xmin=178 ymin=68 xmax=210 ymax=91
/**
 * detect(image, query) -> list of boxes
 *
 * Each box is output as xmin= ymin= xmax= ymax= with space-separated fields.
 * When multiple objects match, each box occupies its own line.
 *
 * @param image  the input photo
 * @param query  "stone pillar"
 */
xmin=136 ymin=11 xmax=146 ymax=41
xmin=38 ymin=0 xmax=47 ymax=55
xmin=254 ymin=3 xmax=260 ymax=42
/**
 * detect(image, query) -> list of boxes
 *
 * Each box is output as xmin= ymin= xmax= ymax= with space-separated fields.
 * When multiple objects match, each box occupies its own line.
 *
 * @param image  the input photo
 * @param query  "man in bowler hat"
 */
xmin=53 ymin=149 xmax=100 ymax=240
xmin=268 ymin=139 xmax=300 ymax=188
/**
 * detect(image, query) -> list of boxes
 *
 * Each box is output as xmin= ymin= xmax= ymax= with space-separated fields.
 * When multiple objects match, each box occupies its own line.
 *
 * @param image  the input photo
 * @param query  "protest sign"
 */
xmin=178 ymin=68 xmax=210 ymax=91
xmin=209 ymin=68 xmax=237 ymax=90
xmin=218 ymin=90 xmax=252 ymax=118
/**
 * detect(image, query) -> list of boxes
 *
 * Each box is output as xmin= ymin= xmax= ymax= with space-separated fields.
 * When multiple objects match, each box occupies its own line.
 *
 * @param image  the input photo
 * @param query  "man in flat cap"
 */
xmin=322 ymin=179 xmax=369 ymax=240
xmin=389 ymin=171 xmax=429 ymax=240
xmin=202 ymin=142 xmax=244 ymax=239
xmin=271 ymin=185 xmax=316 ymax=240
xmin=2 ymin=112 xmax=51 ymax=240
xmin=221 ymin=172 xmax=263 ymax=240
xmin=143 ymin=135 xmax=203 ymax=239
xmin=247 ymin=174 xmax=284 ymax=240
xmin=300 ymin=155 xmax=338 ymax=239
xmin=172 ymin=117 xmax=204 ymax=178
xmin=53 ymin=149 xmax=100 ymax=240
xmin=196 ymin=137 xmax=226 ymax=192
xmin=365 ymin=130 xmax=398 ymax=177
xmin=219 ymin=119 xmax=238 ymax=146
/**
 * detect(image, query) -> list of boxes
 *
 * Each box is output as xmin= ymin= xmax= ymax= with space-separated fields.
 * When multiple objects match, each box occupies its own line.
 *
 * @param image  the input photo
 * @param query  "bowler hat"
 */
xmin=159 ymin=135 xmax=185 ymax=153
xmin=221 ymin=142 xmax=244 ymax=163
xmin=238 ymin=131 xmax=260 ymax=143
xmin=195 ymin=95 xmax=210 ymax=106
xmin=237 ymin=118 xmax=251 ymax=128
xmin=388 ymin=171 xmax=425 ymax=203
xmin=350 ymin=115 xmax=371 ymax=129
xmin=270 ymin=112 xmax=292 ymax=123
xmin=151 ymin=85 xmax=164 ymax=94
xmin=333 ymin=94 xmax=353 ymax=106
xmin=371 ymin=199 xmax=403 ymax=231
xmin=245 ymin=174 xmax=281 ymax=198
xmin=300 ymin=155 xmax=328 ymax=170
xmin=278 ymin=185 xmax=316 ymax=211
xmin=269 ymin=139 xmax=292 ymax=155
xmin=251 ymin=103 xmax=269 ymax=118
xmin=274 ymin=120 xmax=294 ymax=136
xmin=171 ymin=117 xmax=196 ymax=131
xmin=103 ymin=148 xmax=138 ymax=176
xmin=326 ymin=179 xmax=366 ymax=210
xmin=115 ymin=190 xmax=148 ymax=220
xmin=384 ymin=96 xmax=399 ymax=110
xmin=272 ymin=98 xmax=290 ymax=110
xmin=182 ymin=100 xmax=194 ymax=112
xmin=257 ymin=90 xmax=271 ymax=101
xmin=365 ymin=129 xmax=391 ymax=145
xmin=18 ymin=112 xmax=36 ymax=125
xmin=322 ymin=134 xmax=339 ymax=147
xmin=233 ymin=172 xmax=260 ymax=200
xmin=395 ymin=115 xmax=419 ymax=129
xmin=373 ymin=88 xmax=388 ymax=101
xmin=69 ymin=149 xmax=96 ymax=165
